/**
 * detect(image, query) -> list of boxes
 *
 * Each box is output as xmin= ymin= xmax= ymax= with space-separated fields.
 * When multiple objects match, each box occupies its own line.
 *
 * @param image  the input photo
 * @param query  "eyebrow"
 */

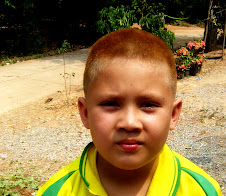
xmin=96 ymin=92 xmax=166 ymax=103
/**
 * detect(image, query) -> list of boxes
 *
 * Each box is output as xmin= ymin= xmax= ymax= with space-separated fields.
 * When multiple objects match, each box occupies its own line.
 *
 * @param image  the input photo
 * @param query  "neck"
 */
xmin=97 ymin=154 xmax=159 ymax=196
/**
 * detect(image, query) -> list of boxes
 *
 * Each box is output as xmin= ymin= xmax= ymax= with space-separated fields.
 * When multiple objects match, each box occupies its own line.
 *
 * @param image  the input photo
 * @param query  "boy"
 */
xmin=37 ymin=29 xmax=222 ymax=195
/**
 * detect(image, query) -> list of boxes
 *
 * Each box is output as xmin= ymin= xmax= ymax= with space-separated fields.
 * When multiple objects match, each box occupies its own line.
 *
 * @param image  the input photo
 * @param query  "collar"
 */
xmin=79 ymin=142 xmax=181 ymax=196
xmin=146 ymin=144 xmax=181 ymax=196
xmin=79 ymin=142 xmax=107 ymax=195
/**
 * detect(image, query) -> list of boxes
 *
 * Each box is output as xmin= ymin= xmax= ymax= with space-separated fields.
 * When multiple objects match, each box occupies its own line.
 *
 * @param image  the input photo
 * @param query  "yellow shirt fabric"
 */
xmin=36 ymin=142 xmax=222 ymax=196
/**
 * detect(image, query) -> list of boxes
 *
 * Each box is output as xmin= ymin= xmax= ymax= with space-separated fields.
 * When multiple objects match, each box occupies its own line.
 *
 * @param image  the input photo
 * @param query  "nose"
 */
xmin=116 ymin=106 xmax=143 ymax=132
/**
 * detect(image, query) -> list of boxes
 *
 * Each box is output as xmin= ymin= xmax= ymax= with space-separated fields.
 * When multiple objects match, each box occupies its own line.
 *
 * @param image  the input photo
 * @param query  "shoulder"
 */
xmin=36 ymin=157 xmax=81 ymax=195
xmin=36 ymin=142 xmax=98 ymax=196
xmin=173 ymin=151 xmax=222 ymax=196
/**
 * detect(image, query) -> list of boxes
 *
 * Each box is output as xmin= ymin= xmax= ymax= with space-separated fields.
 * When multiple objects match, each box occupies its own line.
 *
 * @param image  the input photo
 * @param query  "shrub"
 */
xmin=139 ymin=13 xmax=175 ymax=49
xmin=96 ymin=5 xmax=137 ymax=34
xmin=176 ymin=39 xmax=206 ymax=75
xmin=96 ymin=5 xmax=175 ymax=50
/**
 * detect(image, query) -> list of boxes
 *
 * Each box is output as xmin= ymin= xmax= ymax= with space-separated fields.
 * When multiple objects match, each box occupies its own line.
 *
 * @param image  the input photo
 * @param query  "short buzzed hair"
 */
xmin=83 ymin=28 xmax=176 ymax=96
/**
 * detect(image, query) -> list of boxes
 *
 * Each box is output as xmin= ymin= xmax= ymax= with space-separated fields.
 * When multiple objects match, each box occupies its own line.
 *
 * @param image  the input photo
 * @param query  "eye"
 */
xmin=140 ymin=102 xmax=158 ymax=112
xmin=100 ymin=101 xmax=120 ymax=109
xmin=141 ymin=102 xmax=153 ymax=108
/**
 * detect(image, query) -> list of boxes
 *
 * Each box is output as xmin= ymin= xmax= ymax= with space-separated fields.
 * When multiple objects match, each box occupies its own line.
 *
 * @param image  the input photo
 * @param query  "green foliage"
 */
xmin=96 ymin=2 xmax=175 ymax=50
xmin=138 ymin=13 xmax=175 ymax=49
xmin=0 ymin=167 xmax=40 ymax=195
xmin=4 ymin=0 xmax=15 ymax=8
xmin=0 ymin=52 xmax=54 ymax=66
xmin=131 ymin=0 xmax=165 ymax=17
xmin=3 ymin=0 xmax=224 ymax=59
xmin=156 ymin=28 xmax=175 ymax=50
xmin=0 ymin=0 xmax=45 ymax=56
xmin=96 ymin=5 xmax=137 ymax=34
xmin=132 ymin=0 xmax=150 ymax=17
xmin=58 ymin=40 xmax=74 ymax=102
xmin=57 ymin=40 xmax=72 ymax=54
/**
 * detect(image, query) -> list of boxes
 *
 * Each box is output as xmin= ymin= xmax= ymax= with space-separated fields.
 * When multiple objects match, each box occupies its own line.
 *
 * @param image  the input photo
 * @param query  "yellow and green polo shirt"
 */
xmin=36 ymin=142 xmax=222 ymax=196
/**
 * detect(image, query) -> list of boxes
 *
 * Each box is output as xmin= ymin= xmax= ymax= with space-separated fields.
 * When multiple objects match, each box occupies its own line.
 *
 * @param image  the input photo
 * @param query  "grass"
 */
xmin=0 ymin=52 xmax=55 ymax=66
xmin=0 ymin=43 xmax=87 ymax=66
xmin=0 ymin=167 xmax=40 ymax=196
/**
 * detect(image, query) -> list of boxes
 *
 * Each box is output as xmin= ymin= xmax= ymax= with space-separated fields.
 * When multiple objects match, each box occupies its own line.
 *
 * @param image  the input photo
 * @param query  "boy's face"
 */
xmin=78 ymin=58 xmax=182 ymax=170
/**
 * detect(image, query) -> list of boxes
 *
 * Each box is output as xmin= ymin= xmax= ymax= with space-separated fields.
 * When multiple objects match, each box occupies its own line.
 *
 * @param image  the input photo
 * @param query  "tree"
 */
xmin=0 ymin=0 xmax=44 ymax=56
xmin=204 ymin=0 xmax=226 ymax=52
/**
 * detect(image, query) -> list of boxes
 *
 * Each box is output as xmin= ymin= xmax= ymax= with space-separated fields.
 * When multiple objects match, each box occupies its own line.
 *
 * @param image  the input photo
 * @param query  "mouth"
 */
xmin=117 ymin=139 xmax=142 ymax=151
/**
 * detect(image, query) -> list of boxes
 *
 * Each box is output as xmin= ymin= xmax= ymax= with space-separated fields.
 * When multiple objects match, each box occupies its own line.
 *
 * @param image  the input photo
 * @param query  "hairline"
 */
xmin=84 ymin=56 xmax=177 ymax=98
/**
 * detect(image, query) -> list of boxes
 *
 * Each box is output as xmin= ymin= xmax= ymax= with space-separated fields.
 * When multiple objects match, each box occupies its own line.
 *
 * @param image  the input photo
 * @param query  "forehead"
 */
xmin=106 ymin=57 xmax=169 ymax=79
xmin=97 ymin=57 xmax=171 ymax=84
xmin=86 ymin=58 xmax=173 ymax=99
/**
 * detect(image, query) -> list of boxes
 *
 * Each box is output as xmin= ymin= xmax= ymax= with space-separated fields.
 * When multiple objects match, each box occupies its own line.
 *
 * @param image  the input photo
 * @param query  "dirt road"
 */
xmin=167 ymin=25 xmax=204 ymax=48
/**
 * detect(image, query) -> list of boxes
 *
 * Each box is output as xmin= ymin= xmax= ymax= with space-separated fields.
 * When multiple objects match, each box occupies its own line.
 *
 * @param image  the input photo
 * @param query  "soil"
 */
xmin=0 ymin=26 xmax=225 ymax=195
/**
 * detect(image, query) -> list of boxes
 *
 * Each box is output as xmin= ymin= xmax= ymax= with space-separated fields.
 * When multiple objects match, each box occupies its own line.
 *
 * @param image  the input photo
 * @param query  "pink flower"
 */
xmin=201 ymin=41 xmax=206 ymax=46
xmin=177 ymin=47 xmax=187 ymax=56
xmin=180 ymin=65 xmax=185 ymax=69
xmin=195 ymin=43 xmax=201 ymax=50
xmin=187 ymin=41 xmax=193 ymax=49
xmin=183 ymin=48 xmax=189 ymax=55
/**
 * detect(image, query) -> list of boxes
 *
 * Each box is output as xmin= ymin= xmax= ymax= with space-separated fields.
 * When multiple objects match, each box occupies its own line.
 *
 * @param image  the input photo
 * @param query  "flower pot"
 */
xmin=177 ymin=71 xmax=184 ymax=79
xmin=185 ymin=70 xmax=190 ymax=77
xmin=197 ymin=66 xmax=202 ymax=73
xmin=189 ymin=66 xmax=198 ymax=76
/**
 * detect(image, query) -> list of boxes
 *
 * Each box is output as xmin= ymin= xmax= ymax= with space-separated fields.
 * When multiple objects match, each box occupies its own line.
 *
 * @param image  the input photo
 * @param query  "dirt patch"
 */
xmin=166 ymin=25 xmax=204 ymax=31
xmin=166 ymin=25 xmax=204 ymax=49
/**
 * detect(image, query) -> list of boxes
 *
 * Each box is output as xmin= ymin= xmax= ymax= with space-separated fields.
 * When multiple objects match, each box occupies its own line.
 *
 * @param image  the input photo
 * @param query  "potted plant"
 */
xmin=175 ymin=39 xmax=206 ymax=77
xmin=176 ymin=64 xmax=186 ymax=79
xmin=186 ymin=40 xmax=206 ymax=75
xmin=175 ymin=47 xmax=190 ymax=77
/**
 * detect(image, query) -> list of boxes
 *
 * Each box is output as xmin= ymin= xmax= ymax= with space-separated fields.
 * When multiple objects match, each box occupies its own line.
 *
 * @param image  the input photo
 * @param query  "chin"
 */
xmin=112 ymin=161 xmax=145 ymax=171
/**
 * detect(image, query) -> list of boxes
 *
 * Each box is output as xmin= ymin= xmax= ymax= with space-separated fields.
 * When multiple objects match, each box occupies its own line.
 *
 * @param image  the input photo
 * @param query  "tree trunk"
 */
xmin=204 ymin=0 xmax=218 ymax=53
xmin=222 ymin=11 xmax=226 ymax=59
xmin=205 ymin=22 xmax=218 ymax=52
xmin=204 ymin=0 xmax=213 ymax=43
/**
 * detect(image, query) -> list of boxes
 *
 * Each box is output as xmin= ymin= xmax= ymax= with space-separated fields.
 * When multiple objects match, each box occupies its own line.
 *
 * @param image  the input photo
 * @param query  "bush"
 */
xmin=96 ymin=5 xmax=137 ymax=34
xmin=96 ymin=4 xmax=175 ymax=50
xmin=139 ymin=13 xmax=175 ymax=49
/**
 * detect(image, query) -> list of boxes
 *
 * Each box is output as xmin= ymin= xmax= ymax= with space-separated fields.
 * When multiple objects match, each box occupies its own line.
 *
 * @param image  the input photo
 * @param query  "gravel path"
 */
xmin=0 ymin=56 xmax=225 ymax=195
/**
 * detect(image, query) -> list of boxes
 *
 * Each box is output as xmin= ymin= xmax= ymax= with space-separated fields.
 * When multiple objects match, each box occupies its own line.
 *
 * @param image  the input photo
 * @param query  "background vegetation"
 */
xmin=0 ymin=0 xmax=225 ymax=58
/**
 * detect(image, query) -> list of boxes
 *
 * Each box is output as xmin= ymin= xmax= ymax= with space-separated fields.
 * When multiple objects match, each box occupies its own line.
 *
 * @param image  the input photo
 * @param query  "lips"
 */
xmin=117 ymin=139 xmax=142 ymax=151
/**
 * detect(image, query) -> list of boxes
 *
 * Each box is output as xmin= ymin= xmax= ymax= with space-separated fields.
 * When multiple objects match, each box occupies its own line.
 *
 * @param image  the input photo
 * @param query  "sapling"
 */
xmin=58 ymin=40 xmax=74 ymax=102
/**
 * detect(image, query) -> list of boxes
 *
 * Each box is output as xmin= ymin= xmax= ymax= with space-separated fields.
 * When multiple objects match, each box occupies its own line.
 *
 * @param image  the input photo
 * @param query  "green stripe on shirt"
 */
xmin=182 ymin=168 xmax=218 ymax=196
xmin=42 ymin=171 xmax=74 ymax=196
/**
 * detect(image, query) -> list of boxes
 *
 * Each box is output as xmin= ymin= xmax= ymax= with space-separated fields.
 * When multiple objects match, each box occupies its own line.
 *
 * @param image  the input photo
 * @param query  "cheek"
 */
xmin=89 ymin=113 xmax=115 ymax=154
xmin=144 ymin=117 xmax=170 ymax=154
xmin=144 ymin=112 xmax=171 ymax=137
xmin=88 ymin=110 xmax=114 ymax=138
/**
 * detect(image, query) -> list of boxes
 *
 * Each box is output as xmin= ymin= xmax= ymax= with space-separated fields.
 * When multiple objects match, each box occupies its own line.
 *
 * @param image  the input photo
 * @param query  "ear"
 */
xmin=78 ymin=97 xmax=90 ymax=129
xmin=170 ymin=98 xmax=182 ymax=130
